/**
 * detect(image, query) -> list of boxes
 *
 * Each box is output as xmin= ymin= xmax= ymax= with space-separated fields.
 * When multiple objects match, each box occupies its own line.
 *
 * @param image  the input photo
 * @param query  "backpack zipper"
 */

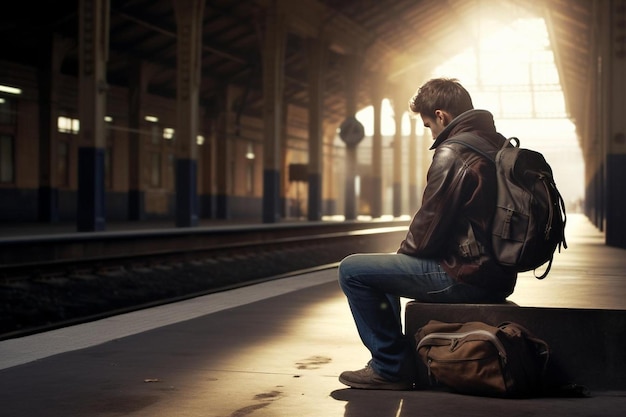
xmin=417 ymin=329 xmax=508 ymax=366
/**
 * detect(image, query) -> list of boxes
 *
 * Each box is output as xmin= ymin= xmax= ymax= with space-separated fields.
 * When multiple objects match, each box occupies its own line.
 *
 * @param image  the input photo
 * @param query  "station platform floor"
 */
xmin=1 ymin=214 xmax=625 ymax=416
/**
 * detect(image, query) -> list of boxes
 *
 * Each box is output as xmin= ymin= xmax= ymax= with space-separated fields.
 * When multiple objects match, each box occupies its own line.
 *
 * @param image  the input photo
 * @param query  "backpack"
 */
xmin=415 ymin=320 xmax=550 ymax=398
xmin=448 ymin=134 xmax=567 ymax=279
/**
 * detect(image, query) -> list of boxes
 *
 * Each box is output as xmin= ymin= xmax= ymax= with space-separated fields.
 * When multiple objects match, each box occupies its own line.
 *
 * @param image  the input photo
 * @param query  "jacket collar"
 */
xmin=430 ymin=109 xmax=497 ymax=150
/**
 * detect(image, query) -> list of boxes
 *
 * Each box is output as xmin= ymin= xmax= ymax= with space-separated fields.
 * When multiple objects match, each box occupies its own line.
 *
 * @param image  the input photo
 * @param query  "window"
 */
xmin=58 ymin=116 xmax=80 ymax=134
xmin=0 ymin=135 xmax=14 ymax=183
xmin=163 ymin=127 xmax=175 ymax=140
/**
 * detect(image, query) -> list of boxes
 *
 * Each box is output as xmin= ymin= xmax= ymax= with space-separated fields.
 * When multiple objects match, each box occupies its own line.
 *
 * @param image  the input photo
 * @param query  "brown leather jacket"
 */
xmin=398 ymin=109 xmax=517 ymax=296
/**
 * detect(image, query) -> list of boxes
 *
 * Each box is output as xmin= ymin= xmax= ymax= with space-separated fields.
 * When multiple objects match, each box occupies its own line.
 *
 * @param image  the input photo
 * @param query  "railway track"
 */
xmin=0 ymin=221 xmax=409 ymax=340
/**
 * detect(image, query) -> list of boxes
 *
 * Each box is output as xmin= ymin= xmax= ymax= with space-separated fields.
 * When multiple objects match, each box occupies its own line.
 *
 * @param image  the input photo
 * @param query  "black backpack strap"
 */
xmin=445 ymin=132 xmax=504 ymax=163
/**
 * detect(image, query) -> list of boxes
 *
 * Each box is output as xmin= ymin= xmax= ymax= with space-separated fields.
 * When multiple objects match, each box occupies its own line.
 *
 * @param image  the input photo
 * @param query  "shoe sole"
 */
xmin=338 ymin=375 xmax=413 ymax=391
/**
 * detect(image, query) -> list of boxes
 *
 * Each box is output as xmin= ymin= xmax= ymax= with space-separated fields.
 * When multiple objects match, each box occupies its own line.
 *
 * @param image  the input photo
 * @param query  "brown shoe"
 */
xmin=339 ymin=365 xmax=413 ymax=390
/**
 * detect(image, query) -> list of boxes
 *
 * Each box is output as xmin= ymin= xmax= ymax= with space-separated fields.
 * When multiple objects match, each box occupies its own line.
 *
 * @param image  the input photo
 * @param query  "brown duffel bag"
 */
xmin=415 ymin=320 xmax=550 ymax=397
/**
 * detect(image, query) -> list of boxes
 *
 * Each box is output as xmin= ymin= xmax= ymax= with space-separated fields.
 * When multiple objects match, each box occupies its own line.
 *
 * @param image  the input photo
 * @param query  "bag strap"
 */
xmin=445 ymin=132 xmax=516 ymax=163
xmin=445 ymin=133 xmax=494 ymax=162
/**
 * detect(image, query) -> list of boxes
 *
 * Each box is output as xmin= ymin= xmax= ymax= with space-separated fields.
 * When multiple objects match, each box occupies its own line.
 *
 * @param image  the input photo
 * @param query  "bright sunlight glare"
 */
xmin=355 ymin=17 xmax=584 ymax=212
xmin=430 ymin=17 xmax=583 ymax=209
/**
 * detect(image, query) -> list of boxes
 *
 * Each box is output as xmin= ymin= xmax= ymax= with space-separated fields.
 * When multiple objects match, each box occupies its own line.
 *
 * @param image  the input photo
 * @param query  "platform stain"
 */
xmin=295 ymin=355 xmax=332 ymax=370
xmin=254 ymin=390 xmax=282 ymax=399
xmin=230 ymin=391 xmax=283 ymax=417
xmin=230 ymin=403 xmax=269 ymax=417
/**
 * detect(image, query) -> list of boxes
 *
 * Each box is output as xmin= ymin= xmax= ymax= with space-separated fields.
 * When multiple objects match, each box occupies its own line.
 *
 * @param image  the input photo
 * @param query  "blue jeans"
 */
xmin=338 ymin=253 xmax=507 ymax=382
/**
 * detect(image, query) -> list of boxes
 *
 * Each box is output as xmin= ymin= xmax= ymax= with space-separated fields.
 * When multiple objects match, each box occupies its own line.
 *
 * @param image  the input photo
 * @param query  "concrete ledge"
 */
xmin=405 ymin=302 xmax=626 ymax=391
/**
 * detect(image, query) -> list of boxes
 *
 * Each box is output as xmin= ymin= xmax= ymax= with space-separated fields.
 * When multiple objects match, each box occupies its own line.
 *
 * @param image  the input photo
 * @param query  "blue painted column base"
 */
xmin=128 ymin=189 xmax=145 ymax=221
xmin=77 ymin=147 xmax=106 ymax=231
xmin=38 ymin=186 xmax=59 ymax=222
xmin=176 ymin=158 xmax=199 ymax=227
xmin=308 ymin=172 xmax=322 ymax=221
xmin=606 ymin=155 xmax=626 ymax=248
xmin=215 ymin=194 xmax=229 ymax=219
xmin=263 ymin=169 xmax=280 ymax=223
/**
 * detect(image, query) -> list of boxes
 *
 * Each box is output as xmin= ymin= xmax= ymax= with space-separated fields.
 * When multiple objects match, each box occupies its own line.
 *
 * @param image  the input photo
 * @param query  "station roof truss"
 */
xmin=1 ymin=0 xmax=592 ymax=129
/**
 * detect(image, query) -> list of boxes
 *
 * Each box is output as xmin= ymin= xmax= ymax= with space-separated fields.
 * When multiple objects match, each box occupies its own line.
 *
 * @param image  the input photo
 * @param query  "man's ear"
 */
xmin=435 ymin=110 xmax=453 ymax=126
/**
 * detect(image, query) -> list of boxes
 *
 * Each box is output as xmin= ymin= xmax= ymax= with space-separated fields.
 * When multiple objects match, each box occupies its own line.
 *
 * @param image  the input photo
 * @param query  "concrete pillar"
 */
xmin=581 ymin=1 xmax=604 ymax=229
xmin=214 ymin=88 xmax=230 ymax=219
xmin=37 ymin=35 xmax=73 ymax=223
xmin=77 ymin=0 xmax=109 ymax=232
xmin=342 ymin=55 xmax=362 ymax=221
xmin=370 ymin=76 xmax=384 ymax=218
xmin=262 ymin=5 xmax=286 ymax=223
xmin=600 ymin=0 xmax=626 ymax=247
xmin=127 ymin=59 xmax=151 ymax=221
xmin=280 ymin=100 xmax=290 ymax=218
xmin=213 ymin=85 xmax=241 ymax=219
xmin=198 ymin=107 xmax=214 ymax=219
xmin=408 ymin=116 xmax=419 ymax=212
xmin=391 ymin=91 xmax=404 ymax=217
xmin=306 ymin=38 xmax=327 ymax=221
xmin=323 ymin=124 xmax=339 ymax=215
xmin=173 ymin=0 xmax=204 ymax=227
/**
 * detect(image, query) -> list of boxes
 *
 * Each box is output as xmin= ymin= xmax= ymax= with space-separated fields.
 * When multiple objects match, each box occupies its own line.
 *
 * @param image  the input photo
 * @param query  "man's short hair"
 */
xmin=408 ymin=78 xmax=474 ymax=119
